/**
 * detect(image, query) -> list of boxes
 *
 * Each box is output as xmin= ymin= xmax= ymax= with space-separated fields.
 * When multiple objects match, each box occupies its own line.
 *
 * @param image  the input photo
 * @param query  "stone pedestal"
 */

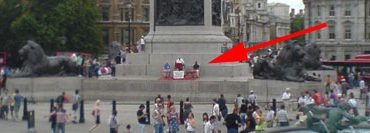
xmin=123 ymin=0 xmax=249 ymax=78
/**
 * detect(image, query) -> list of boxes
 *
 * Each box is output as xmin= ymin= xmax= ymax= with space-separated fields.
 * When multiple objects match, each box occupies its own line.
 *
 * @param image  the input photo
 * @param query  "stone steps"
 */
xmin=7 ymin=77 xmax=325 ymax=103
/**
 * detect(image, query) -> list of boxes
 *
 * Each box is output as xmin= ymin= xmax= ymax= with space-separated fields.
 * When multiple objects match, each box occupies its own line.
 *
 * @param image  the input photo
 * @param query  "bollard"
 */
xmin=272 ymin=99 xmax=277 ymax=115
xmin=146 ymin=100 xmax=150 ymax=124
xmin=366 ymin=95 xmax=369 ymax=116
xmin=180 ymin=100 xmax=184 ymax=124
xmin=27 ymin=110 xmax=36 ymax=133
xmin=79 ymin=100 xmax=85 ymax=123
xmin=50 ymin=99 xmax=54 ymax=112
xmin=22 ymin=98 xmax=28 ymax=121
xmin=112 ymin=100 xmax=116 ymax=112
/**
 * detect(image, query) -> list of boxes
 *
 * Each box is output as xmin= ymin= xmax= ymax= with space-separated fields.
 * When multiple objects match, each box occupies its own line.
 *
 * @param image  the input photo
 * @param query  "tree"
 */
xmin=0 ymin=0 xmax=23 ymax=67
xmin=11 ymin=0 xmax=103 ymax=55
xmin=291 ymin=16 xmax=305 ymax=44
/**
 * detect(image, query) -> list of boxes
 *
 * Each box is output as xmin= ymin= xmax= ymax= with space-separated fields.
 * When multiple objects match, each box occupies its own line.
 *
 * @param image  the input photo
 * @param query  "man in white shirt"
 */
xmin=359 ymin=79 xmax=365 ymax=99
xmin=281 ymin=88 xmax=291 ymax=112
xmin=204 ymin=115 xmax=216 ymax=133
xmin=140 ymin=36 xmax=145 ymax=52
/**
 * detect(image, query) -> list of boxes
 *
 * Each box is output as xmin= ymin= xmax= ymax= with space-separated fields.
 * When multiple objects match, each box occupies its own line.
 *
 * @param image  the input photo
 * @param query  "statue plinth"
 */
xmin=124 ymin=0 xmax=250 ymax=78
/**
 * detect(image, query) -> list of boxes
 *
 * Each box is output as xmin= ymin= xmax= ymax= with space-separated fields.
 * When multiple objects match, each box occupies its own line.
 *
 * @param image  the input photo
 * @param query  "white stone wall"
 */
xmin=304 ymin=0 xmax=370 ymax=60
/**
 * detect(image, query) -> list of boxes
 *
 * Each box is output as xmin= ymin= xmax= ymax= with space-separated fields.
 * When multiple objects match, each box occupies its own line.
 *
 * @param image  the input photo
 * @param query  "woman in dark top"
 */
xmin=183 ymin=97 xmax=193 ymax=121
xmin=245 ymin=105 xmax=256 ymax=132
xmin=240 ymin=100 xmax=248 ymax=130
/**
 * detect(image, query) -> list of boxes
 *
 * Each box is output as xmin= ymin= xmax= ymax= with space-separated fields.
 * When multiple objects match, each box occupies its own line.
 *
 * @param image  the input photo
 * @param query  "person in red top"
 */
xmin=312 ymin=90 xmax=321 ymax=105
xmin=166 ymin=95 xmax=174 ymax=113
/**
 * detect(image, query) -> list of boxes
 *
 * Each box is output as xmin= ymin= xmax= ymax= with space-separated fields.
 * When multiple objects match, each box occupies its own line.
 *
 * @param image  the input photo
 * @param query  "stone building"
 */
xmin=304 ymin=0 xmax=370 ymax=60
xmin=96 ymin=0 xmax=150 ymax=48
xmin=223 ymin=0 xmax=290 ymax=48
xmin=268 ymin=2 xmax=291 ymax=48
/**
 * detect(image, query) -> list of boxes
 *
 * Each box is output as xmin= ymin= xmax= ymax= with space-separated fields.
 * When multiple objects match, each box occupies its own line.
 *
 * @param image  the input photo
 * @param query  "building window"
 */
xmin=102 ymin=28 xmax=110 ymax=46
xmin=120 ymin=8 xmax=124 ymax=21
xmin=317 ymin=6 xmax=321 ymax=16
xmin=329 ymin=5 xmax=335 ymax=16
xmin=328 ymin=25 xmax=336 ymax=39
xmin=345 ymin=9 xmax=351 ymax=16
xmin=345 ymin=55 xmax=351 ymax=60
xmin=102 ymin=7 xmax=110 ymax=21
xmin=317 ymin=31 xmax=321 ymax=39
xmin=344 ymin=27 xmax=352 ymax=39
xmin=143 ymin=7 xmax=149 ymax=21
xmin=258 ymin=3 xmax=261 ymax=8
xmin=125 ymin=9 xmax=130 ymax=21
xmin=330 ymin=55 xmax=336 ymax=60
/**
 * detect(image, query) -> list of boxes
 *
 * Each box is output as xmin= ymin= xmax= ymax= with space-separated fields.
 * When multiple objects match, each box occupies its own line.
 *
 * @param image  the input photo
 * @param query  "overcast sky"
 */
xmin=268 ymin=0 xmax=304 ymax=10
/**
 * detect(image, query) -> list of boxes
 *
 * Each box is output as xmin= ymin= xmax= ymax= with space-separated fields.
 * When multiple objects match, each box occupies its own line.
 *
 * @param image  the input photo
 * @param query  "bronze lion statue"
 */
xmin=252 ymin=42 xmax=324 ymax=82
xmin=14 ymin=40 xmax=77 ymax=77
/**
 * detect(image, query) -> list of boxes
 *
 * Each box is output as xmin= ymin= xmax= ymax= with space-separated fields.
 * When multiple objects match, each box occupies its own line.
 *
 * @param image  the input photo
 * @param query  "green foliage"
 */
xmin=291 ymin=16 xmax=305 ymax=44
xmin=1 ymin=0 xmax=103 ymax=66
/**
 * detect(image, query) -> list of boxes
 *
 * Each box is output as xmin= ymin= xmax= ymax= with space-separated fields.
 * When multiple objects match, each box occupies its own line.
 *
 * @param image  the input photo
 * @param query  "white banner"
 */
xmin=173 ymin=71 xmax=185 ymax=79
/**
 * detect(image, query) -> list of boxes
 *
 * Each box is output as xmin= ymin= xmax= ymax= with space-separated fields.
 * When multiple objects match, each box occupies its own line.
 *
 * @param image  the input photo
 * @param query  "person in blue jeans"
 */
xmin=153 ymin=98 xmax=164 ymax=133
xmin=137 ymin=104 xmax=147 ymax=133
xmin=225 ymin=108 xmax=241 ymax=133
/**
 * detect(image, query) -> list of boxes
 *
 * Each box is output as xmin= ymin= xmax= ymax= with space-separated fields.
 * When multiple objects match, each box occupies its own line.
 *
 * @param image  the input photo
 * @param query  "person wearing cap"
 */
xmin=248 ymin=90 xmax=257 ymax=110
xmin=281 ymin=88 xmax=291 ymax=112
xmin=140 ymin=36 xmax=145 ymax=52
xmin=137 ymin=104 xmax=147 ymax=133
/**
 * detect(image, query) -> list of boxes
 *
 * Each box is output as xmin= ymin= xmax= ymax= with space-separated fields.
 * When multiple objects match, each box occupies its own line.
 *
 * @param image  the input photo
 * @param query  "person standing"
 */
xmin=1 ymin=89 xmax=10 ymax=120
xmin=71 ymin=90 xmax=80 ymax=124
xmin=248 ymin=90 xmax=257 ymax=110
xmin=55 ymin=104 xmax=68 ymax=133
xmin=89 ymin=100 xmax=101 ymax=132
xmin=212 ymin=99 xmax=221 ymax=121
xmin=276 ymin=105 xmax=289 ymax=127
xmin=167 ymin=95 xmax=174 ymax=113
xmin=239 ymin=100 xmax=248 ymax=130
xmin=235 ymin=94 xmax=244 ymax=109
xmin=46 ymin=106 xmax=57 ymax=133
xmin=204 ymin=115 xmax=216 ymax=133
xmin=167 ymin=106 xmax=179 ymax=133
xmin=255 ymin=109 xmax=266 ymax=131
xmin=13 ymin=89 xmax=23 ymax=120
xmin=153 ymin=99 xmax=165 ymax=133
xmin=218 ymin=94 xmax=228 ymax=120
xmin=359 ymin=78 xmax=365 ymax=99
xmin=225 ymin=108 xmax=241 ymax=133
xmin=185 ymin=112 xmax=196 ymax=133
xmin=245 ymin=106 xmax=256 ymax=132
xmin=281 ymin=88 xmax=291 ymax=112
xmin=108 ymin=110 xmax=120 ymax=133
xmin=137 ymin=104 xmax=147 ymax=133
xmin=192 ymin=61 xmax=200 ymax=77
xmin=312 ymin=90 xmax=321 ymax=106
xmin=348 ymin=92 xmax=358 ymax=116
xmin=265 ymin=106 xmax=275 ymax=128
xmin=183 ymin=97 xmax=193 ymax=122
xmin=140 ymin=36 xmax=145 ymax=52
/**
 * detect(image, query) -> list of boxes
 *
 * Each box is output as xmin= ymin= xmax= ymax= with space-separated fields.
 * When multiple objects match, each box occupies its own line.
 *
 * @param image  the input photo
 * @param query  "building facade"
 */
xmin=96 ymin=0 xmax=150 ymax=48
xmin=304 ymin=0 xmax=370 ymax=60
xmin=223 ymin=0 xmax=290 ymax=49
xmin=268 ymin=2 xmax=291 ymax=48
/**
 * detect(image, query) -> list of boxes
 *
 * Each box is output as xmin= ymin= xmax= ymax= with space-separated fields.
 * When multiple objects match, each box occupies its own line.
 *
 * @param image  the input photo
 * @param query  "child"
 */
xmin=126 ymin=124 xmax=132 ymax=133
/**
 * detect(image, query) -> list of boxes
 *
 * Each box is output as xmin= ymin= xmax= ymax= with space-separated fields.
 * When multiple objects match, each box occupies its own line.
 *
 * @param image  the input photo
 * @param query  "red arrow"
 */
xmin=209 ymin=23 xmax=328 ymax=64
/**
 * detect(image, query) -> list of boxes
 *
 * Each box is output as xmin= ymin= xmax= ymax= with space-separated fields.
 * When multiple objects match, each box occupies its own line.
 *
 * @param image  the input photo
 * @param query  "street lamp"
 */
xmin=126 ymin=3 xmax=133 ymax=52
